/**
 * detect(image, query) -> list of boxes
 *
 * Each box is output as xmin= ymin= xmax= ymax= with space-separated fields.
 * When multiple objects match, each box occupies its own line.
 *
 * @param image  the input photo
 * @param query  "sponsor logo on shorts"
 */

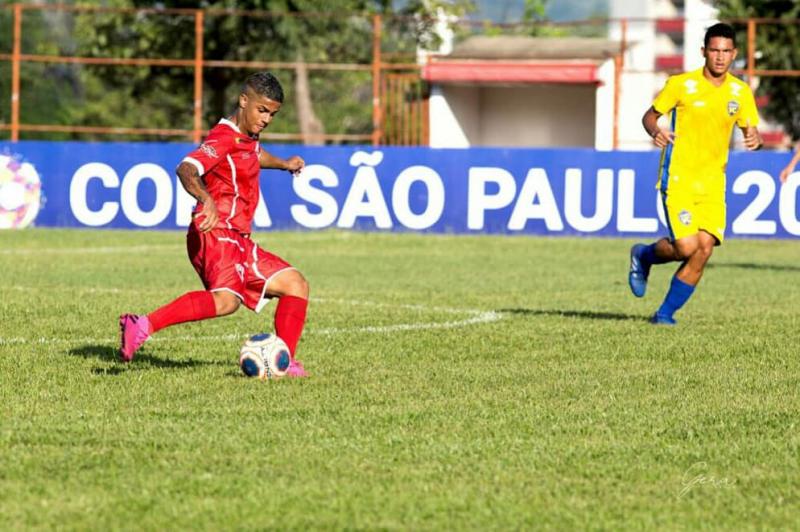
xmin=727 ymin=100 xmax=739 ymax=116
xmin=235 ymin=263 xmax=245 ymax=282
xmin=200 ymin=143 xmax=218 ymax=158
xmin=679 ymin=210 xmax=692 ymax=226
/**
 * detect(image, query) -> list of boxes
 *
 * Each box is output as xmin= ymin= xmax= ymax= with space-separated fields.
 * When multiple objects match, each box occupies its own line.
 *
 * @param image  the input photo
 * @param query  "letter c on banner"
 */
xmin=70 ymin=162 xmax=119 ymax=226
xmin=392 ymin=166 xmax=445 ymax=230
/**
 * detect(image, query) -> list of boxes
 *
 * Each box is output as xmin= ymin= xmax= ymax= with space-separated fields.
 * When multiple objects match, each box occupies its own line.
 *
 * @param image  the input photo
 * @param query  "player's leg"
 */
xmin=119 ymin=226 xmax=245 ymax=362
xmin=629 ymin=189 xmax=693 ymax=297
xmin=266 ymin=270 xmax=310 ymax=377
xmin=629 ymin=237 xmax=677 ymax=297
xmin=244 ymin=243 xmax=310 ymax=377
xmin=651 ymin=231 xmax=715 ymax=324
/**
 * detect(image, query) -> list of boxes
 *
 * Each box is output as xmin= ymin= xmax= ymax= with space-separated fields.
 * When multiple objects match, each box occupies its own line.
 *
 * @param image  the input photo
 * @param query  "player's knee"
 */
xmin=696 ymin=244 xmax=714 ymax=263
xmin=287 ymin=271 xmax=309 ymax=299
xmin=213 ymin=292 xmax=241 ymax=316
xmin=673 ymin=241 xmax=697 ymax=260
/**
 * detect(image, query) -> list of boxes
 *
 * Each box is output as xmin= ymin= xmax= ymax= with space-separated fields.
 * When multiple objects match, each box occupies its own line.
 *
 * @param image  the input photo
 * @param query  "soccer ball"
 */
xmin=239 ymin=333 xmax=291 ymax=380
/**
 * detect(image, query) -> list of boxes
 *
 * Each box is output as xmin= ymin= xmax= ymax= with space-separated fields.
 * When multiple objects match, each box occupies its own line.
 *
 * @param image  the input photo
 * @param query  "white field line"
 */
xmin=0 ymin=297 xmax=503 ymax=346
xmin=0 ymin=233 xmax=363 ymax=256
xmin=0 ymin=244 xmax=180 ymax=255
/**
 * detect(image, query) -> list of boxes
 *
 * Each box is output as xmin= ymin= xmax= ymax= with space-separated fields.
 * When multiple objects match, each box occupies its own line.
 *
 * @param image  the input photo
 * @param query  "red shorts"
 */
xmin=187 ymin=222 xmax=294 ymax=313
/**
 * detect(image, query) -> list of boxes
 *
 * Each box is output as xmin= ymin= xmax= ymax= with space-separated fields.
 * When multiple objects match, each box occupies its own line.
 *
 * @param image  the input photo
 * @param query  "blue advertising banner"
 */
xmin=0 ymin=140 xmax=798 ymax=238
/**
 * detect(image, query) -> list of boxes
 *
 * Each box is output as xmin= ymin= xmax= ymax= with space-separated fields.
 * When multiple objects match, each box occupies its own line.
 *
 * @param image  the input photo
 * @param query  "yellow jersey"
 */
xmin=653 ymin=68 xmax=759 ymax=190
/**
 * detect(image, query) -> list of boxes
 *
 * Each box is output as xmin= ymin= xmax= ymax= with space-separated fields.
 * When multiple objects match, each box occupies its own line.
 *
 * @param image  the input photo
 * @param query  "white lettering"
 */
xmin=508 ymin=168 xmax=563 ymax=231
xmin=120 ymin=163 xmax=172 ymax=227
xmin=779 ymin=172 xmax=800 ymax=236
xmin=732 ymin=170 xmax=776 ymax=235
xmin=253 ymin=190 xmax=273 ymax=228
xmin=467 ymin=167 xmax=516 ymax=230
xmin=337 ymin=164 xmax=392 ymax=229
xmin=175 ymin=177 xmax=195 ymax=226
xmin=564 ymin=168 xmax=613 ymax=232
xmin=617 ymin=169 xmax=659 ymax=232
xmin=70 ymin=162 xmax=119 ymax=226
xmin=392 ymin=166 xmax=445 ymax=230
xmin=291 ymin=165 xmax=339 ymax=229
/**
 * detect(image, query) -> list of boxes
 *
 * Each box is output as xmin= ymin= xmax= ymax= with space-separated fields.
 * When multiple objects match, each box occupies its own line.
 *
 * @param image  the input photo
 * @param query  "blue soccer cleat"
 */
xmin=649 ymin=313 xmax=676 ymax=326
xmin=628 ymin=244 xmax=650 ymax=298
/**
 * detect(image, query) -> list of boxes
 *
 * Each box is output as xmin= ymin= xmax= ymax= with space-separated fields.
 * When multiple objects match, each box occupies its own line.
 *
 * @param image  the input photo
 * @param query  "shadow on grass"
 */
xmin=708 ymin=262 xmax=800 ymax=273
xmin=68 ymin=344 xmax=226 ymax=372
xmin=499 ymin=308 xmax=645 ymax=322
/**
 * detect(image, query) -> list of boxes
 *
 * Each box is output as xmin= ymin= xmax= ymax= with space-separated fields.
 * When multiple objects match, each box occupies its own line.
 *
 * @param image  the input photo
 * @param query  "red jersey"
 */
xmin=182 ymin=118 xmax=261 ymax=234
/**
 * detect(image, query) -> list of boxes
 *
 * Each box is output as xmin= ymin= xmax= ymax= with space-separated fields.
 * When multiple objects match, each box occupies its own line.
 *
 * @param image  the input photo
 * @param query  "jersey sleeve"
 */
xmin=181 ymin=127 xmax=234 ymax=176
xmin=652 ymin=76 xmax=681 ymax=115
xmin=736 ymin=85 xmax=760 ymax=128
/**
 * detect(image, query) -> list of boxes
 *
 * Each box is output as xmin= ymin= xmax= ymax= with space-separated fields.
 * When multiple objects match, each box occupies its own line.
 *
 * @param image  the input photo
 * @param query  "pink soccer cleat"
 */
xmin=285 ymin=358 xmax=308 ymax=378
xmin=118 ymin=314 xmax=151 ymax=362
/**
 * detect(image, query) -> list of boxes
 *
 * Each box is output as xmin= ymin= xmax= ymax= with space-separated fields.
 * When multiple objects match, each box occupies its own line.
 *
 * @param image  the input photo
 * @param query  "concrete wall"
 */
xmin=429 ymin=83 xmax=596 ymax=148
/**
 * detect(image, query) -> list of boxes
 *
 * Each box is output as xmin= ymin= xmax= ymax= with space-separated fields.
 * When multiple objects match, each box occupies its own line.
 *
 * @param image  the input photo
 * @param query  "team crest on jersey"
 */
xmin=679 ymin=210 xmax=692 ymax=226
xmin=200 ymin=143 xmax=218 ymax=158
xmin=727 ymin=100 xmax=740 ymax=116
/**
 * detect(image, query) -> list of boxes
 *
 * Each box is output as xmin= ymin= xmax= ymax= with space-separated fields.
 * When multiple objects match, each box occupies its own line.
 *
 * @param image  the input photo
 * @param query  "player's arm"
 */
xmin=780 ymin=143 xmax=800 ymax=183
xmin=642 ymin=106 xmax=675 ymax=148
xmin=259 ymin=149 xmax=304 ymax=175
xmin=739 ymin=120 xmax=763 ymax=151
xmin=176 ymin=161 xmax=218 ymax=232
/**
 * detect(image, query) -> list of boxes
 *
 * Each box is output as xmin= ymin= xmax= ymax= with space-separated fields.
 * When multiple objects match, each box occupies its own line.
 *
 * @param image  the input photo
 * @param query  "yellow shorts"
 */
xmin=661 ymin=184 xmax=726 ymax=244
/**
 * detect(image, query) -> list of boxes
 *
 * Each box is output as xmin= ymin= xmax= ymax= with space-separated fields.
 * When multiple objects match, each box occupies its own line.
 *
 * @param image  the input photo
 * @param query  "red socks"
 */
xmin=148 ymin=290 xmax=217 ymax=334
xmin=274 ymin=295 xmax=308 ymax=358
xmin=146 ymin=291 xmax=307 ymax=358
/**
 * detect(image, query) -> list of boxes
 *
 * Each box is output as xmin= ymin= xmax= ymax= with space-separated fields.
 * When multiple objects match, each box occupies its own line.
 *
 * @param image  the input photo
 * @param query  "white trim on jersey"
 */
xmin=210 ymin=287 xmax=244 ymax=302
xmin=216 ymin=237 xmax=245 ymax=253
xmin=219 ymin=118 xmax=241 ymax=133
xmin=225 ymin=154 xmax=238 ymax=230
xmin=182 ymin=156 xmax=204 ymax=176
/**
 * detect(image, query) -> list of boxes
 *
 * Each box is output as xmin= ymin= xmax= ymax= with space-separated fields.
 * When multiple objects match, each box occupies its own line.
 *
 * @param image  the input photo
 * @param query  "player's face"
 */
xmin=702 ymin=36 xmax=737 ymax=77
xmin=239 ymin=90 xmax=282 ymax=136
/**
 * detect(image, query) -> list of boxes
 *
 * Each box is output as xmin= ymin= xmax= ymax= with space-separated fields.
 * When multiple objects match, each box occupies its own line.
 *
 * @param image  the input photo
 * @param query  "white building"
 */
xmin=422 ymin=0 xmax=782 ymax=150
xmin=423 ymin=35 xmax=622 ymax=150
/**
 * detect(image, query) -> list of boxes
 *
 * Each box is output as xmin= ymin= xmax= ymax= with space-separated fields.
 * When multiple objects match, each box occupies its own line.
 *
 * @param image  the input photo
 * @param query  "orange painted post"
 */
xmin=371 ymin=14 xmax=382 ymax=146
xmin=612 ymin=18 xmax=627 ymax=150
xmin=193 ymin=10 xmax=204 ymax=143
xmin=422 ymin=81 xmax=429 ymax=146
xmin=746 ymin=19 xmax=756 ymax=89
xmin=11 ymin=3 xmax=22 ymax=141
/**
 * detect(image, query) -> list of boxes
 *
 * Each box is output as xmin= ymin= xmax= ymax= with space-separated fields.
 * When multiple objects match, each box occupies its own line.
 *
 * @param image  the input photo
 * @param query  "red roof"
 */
xmin=422 ymin=61 xmax=600 ymax=85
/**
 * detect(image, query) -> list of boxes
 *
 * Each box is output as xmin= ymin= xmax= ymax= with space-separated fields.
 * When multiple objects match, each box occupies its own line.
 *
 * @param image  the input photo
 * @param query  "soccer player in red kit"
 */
xmin=119 ymin=72 xmax=309 ymax=377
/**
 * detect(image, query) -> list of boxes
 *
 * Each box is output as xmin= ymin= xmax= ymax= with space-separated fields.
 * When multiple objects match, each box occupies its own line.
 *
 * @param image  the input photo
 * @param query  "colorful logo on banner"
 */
xmin=0 ymin=153 xmax=42 ymax=229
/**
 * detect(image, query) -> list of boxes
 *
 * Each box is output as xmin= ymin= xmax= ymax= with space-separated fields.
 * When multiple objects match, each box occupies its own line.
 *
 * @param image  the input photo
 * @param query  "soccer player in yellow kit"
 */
xmin=629 ymin=23 xmax=763 ymax=324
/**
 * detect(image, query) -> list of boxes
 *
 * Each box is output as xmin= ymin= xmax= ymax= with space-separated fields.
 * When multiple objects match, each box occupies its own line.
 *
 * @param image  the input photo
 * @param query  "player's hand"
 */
xmin=196 ymin=199 xmax=219 ymax=233
xmin=780 ymin=164 xmax=796 ymax=184
xmin=651 ymin=129 xmax=675 ymax=149
xmin=285 ymin=156 xmax=305 ymax=176
xmin=742 ymin=120 xmax=762 ymax=151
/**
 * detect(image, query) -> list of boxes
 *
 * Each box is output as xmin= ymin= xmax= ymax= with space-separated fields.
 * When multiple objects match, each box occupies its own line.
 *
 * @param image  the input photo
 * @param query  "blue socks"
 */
xmin=640 ymin=242 xmax=670 ymax=267
xmin=656 ymin=276 xmax=695 ymax=319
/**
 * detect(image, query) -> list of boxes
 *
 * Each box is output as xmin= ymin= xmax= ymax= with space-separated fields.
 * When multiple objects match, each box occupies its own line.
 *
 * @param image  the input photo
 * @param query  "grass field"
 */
xmin=1 ymin=228 xmax=799 ymax=529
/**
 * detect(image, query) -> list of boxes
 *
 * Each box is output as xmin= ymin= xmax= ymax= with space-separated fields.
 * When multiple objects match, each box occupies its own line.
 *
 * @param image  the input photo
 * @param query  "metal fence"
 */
xmin=0 ymin=4 xmax=798 ymax=147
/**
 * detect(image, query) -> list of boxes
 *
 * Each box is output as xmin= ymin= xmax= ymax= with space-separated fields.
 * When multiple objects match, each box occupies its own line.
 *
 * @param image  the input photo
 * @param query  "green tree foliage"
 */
xmin=3 ymin=0 xmax=472 ymax=142
xmin=715 ymin=0 xmax=800 ymax=140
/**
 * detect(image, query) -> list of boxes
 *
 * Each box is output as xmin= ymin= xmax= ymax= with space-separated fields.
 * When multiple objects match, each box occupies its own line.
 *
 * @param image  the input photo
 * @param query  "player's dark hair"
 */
xmin=243 ymin=72 xmax=284 ymax=103
xmin=704 ymin=22 xmax=736 ymax=48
